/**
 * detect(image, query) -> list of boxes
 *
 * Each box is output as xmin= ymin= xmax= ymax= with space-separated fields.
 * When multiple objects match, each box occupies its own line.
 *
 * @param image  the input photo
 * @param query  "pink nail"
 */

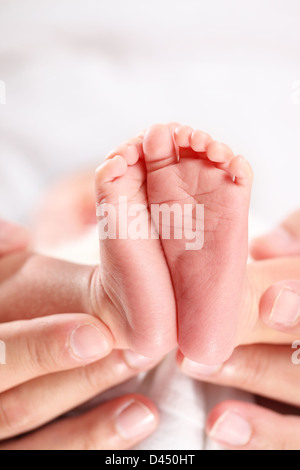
xmin=182 ymin=358 xmax=222 ymax=376
xmin=209 ymin=411 xmax=252 ymax=446
xmin=123 ymin=350 xmax=157 ymax=369
xmin=116 ymin=401 xmax=156 ymax=440
xmin=270 ymin=288 xmax=300 ymax=327
xmin=70 ymin=324 xmax=110 ymax=360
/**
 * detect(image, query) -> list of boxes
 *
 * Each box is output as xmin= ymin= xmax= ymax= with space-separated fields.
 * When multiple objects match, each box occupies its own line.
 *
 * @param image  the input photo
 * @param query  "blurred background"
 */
xmin=0 ymin=0 xmax=300 ymax=232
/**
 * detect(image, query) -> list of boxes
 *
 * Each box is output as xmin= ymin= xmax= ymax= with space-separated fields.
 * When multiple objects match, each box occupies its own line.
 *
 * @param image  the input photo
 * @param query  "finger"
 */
xmin=0 ymin=314 xmax=114 ymax=393
xmin=0 ymin=394 xmax=159 ymax=450
xmin=0 ymin=252 xmax=96 ymax=323
xmin=206 ymin=401 xmax=300 ymax=450
xmin=237 ymin=258 xmax=300 ymax=346
xmin=0 ymin=350 xmax=160 ymax=440
xmin=179 ymin=344 xmax=300 ymax=407
xmin=251 ymin=210 xmax=300 ymax=260
xmin=0 ymin=252 xmax=164 ymax=352
xmin=0 ymin=220 xmax=30 ymax=256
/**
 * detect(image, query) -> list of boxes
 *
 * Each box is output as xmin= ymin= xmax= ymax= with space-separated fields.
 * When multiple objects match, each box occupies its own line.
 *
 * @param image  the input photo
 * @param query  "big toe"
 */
xmin=143 ymin=124 xmax=177 ymax=172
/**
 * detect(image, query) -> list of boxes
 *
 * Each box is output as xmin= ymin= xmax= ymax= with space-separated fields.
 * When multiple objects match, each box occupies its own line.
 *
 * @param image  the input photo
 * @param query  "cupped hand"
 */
xmin=0 ymin=219 xmax=159 ymax=449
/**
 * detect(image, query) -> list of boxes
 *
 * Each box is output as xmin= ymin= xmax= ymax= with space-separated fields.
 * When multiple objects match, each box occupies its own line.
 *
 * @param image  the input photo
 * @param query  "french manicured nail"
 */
xmin=70 ymin=324 xmax=110 ymax=360
xmin=116 ymin=401 xmax=157 ymax=440
xmin=182 ymin=358 xmax=222 ymax=376
xmin=209 ymin=411 xmax=252 ymax=446
xmin=123 ymin=350 xmax=157 ymax=369
xmin=269 ymin=288 xmax=300 ymax=327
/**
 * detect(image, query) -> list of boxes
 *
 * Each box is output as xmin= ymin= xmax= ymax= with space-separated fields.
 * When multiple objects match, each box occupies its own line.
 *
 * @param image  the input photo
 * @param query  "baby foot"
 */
xmin=143 ymin=124 xmax=253 ymax=364
xmin=94 ymin=132 xmax=177 ymax=357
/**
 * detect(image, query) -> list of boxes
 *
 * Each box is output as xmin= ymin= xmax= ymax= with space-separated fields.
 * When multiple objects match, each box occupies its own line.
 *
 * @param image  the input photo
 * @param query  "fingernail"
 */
xmin=209 ymin=411 xmax=252 ymax=446
xmin=70 ymin=324 xmax=110 ymax=360
xmin=123 ymin=350 xmax=157 ymax=369
xmin=269 ymin=288 xmax=300 ymax=327
xmin=116 ymin=401 xmax=157 ymax=440
xmin=182 ymin=358 xmax=222 ymax=376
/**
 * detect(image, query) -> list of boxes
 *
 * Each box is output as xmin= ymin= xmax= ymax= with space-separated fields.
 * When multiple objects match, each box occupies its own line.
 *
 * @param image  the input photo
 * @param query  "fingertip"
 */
xmin=114 ymin=395 xmax=159 ymax=443
xmin=260 ymin=281 xmax=300 ymax=333
xmin=206 ymin=402 xmax=253 ymax=449
xmin=250 ymin=227 xmax=300 ymax=260
xmin=122 ymin=350 xmax=162 ymax=371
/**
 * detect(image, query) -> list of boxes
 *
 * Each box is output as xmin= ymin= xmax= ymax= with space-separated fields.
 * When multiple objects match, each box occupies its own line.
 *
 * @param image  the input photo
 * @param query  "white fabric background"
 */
xmin=0 ymin=0 xmax=299 ymax=450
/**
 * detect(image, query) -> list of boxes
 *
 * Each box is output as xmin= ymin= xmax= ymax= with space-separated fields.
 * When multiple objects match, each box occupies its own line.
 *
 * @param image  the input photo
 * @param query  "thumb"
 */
xmin=238 ymin=257 xmax=300 ymax=347
xmin=250 ymin=210 xmax=300 ymax=260
xmin=0 ymin=220 xmax=30 ymax=256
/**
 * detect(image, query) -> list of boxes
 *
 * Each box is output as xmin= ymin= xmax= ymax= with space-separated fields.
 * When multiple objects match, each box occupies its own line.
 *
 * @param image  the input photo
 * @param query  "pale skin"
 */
xmin=0 ymin=220 xmax=160 ymax=450
xmin=2 ymin=129 xmax=300 ymax=448
xmin=96 ymin=123 xmax=300 ymax=364
xmin=179 ymin=210 xmax=300 ymax=450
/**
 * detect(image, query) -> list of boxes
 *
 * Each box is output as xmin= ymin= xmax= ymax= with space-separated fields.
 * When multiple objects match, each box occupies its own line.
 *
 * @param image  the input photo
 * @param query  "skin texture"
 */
xmin=3 ymin=159 xmax=300 ymax=449
xmin=96 ymin=123 xmax=253 ymax=363
xmin=0 ymin=219 xmax=160 ymax=450
xmin=180 ymin=210 xmax=300 ymax=450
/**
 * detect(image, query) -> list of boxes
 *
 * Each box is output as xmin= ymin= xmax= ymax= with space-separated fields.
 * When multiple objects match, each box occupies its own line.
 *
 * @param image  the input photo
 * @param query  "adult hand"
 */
xmin=0 ymin=340 xmax=159 ymax=450
xmin=251 ymin=210 xmax=300 ymax=259
xmin=179 ymin=210 xmax=300 ymax=449
xmin=0 ymin=220 xmax=159 ymax=449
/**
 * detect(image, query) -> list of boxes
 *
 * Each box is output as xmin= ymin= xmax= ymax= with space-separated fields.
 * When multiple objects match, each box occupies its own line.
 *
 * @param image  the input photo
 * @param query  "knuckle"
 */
xmin=237 ymin=347 xmax=271 ymax=390
xmin=24 ymin=333 xmax=59 ymax=374
xmin=79 ymin=362 xmax=104 ymax=391
xmin=81 ymin=432 xmax=104 ymax=451
xmin=78 ymin=353 xmax=128 ymax=393
xmin=0 ymin=393 xmax=32 ymax=438
xmin=81 ymin=424 xmax=116 ymax=451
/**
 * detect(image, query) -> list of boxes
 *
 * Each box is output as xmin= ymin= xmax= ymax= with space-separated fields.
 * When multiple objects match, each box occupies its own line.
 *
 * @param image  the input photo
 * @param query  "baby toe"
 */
xmin=174 ymin=126 xmax=193 ymax=148
xmin=96 ymin=155 xmax=128 ymax=189
xmin=191 ymin=130 xmax=213 ymax=152
xmin=143 ymin=124 xmax=177 ymax=172
xmin=229 ymin=156 xmax=254 ymax=187
xmin=207 ymin=141 xmax=234 ymax=164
